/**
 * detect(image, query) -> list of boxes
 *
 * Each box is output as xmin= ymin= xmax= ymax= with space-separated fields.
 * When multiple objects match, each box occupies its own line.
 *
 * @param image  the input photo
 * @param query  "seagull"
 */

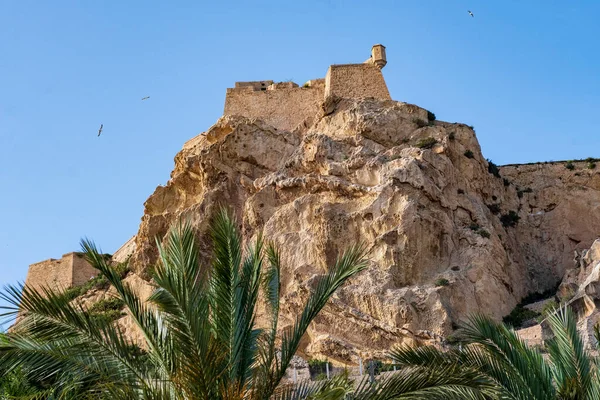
xmin=98 ymin=124 xmax=103 ymax=137
xmin=141 ymin=96 xmax=150 ymax=101
xmin=468 ymin=10 xmax=474 ymax=17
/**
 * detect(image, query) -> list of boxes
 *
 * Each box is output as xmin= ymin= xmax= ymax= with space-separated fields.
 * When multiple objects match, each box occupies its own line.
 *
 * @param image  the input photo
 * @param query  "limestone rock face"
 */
xmin=559 ymin=239 xmax=600 ymax=348
xmin=518 ymin=239 xmax=600 ymax=350
xmin=125 ymin=98 xmax=600 ymax=363
xmin=501 ymin=163 xmax=600 ymax=293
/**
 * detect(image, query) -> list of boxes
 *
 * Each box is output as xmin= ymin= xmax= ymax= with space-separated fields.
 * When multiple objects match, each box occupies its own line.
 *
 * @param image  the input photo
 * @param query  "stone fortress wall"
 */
xmin=224 ymin=80 xmax=326 ymax=132
xmin=325 ymin=64 xmax=390 ymax=101
xmin=24 ymin=252 xmax=98 ymax=292
xmin=223 ymin=44 xmax=391 ymax=132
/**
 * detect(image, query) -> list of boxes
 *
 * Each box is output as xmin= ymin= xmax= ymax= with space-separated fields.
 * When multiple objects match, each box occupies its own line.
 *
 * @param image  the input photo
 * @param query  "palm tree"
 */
xmin=0 ymin=208 xmax=512 ymax=399
xmin=0 ymin=209 xmax=370 ymax=399
xmin=390 ymin=306 xmax=600 ymax=399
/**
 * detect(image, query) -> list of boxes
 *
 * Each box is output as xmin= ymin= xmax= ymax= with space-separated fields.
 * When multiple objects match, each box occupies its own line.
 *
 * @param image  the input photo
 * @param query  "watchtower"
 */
xmin=370 ymin=44 xmax=387 ymax=69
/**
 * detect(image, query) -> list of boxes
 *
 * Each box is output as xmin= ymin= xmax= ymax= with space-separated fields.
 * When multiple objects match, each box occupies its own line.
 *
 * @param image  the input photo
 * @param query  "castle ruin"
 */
xmin=22 ymin=45 xmax=391 ymax=298
xmin=223 ymin=44 xmax=391 ymax=132
xmin=24 ymin=252 xmax=98 ymax=293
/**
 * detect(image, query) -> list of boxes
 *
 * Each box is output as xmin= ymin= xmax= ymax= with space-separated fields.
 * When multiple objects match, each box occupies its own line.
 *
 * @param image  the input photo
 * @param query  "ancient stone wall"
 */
xmin=325 ymin=64 xmax=391 ymax=100
xmin=112 ymin=236 xmax=137 ymax=263
xmin=70 ymin=253 xmax=98 ymax=286
xmin=24 ymin=252 xmax=97 ymax=292
xmin=224 ymin=82 xmax=325 ymax=132
xmin=516 ymin=325 xmax=544 ymax=347
xmin=25 ymin=256 xmax=72 ymax=292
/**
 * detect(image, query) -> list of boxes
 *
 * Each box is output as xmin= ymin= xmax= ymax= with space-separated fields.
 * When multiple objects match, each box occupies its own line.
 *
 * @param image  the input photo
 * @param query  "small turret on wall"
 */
xmin=369 ymin=44 xmax=387 ymax=69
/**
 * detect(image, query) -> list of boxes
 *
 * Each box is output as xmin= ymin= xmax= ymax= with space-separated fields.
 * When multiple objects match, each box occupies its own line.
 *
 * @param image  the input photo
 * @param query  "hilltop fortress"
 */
xmin=223 ymin=44 xmax=391 ymax=132
xmin=23 ymin=44 xmax=392 ymax=294
xmin=20 ymin=43 xmax=600 ymax=361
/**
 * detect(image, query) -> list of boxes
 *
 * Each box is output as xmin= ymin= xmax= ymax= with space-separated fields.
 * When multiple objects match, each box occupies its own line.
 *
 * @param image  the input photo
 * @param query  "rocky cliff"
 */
xmin=118 ymin=97 xmax=600 ymax=363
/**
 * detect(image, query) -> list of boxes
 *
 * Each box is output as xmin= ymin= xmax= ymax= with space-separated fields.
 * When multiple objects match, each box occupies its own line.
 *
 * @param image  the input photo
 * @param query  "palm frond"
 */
xmin=545 ymin=305 xmax=595 ymax=399
xmin=458 ymin=314 xmax=555 ymax=400
xmin=270 ymin=244 xmax=368 ymax=395
xmin=351 ymin=365 xmax=496 ymax=400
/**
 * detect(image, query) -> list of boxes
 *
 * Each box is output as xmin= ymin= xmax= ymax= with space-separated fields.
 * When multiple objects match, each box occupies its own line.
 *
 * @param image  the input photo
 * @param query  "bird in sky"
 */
xmin=141 ymin=96 xmax=150 ymax=101
xmin=98 ymin=124 xmax=103 ymax=137
xmin=468 ymin=10 xmax=474 ymax=17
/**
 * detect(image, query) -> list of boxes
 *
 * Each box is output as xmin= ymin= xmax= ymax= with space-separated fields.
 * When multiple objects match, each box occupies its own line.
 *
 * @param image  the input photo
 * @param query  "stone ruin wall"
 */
xmin=325 ymin=64 xmax=391 ymax=101
xmin=24 ymin=252 xmax=97 ymax=293
xmin=223 ymin=80 xmax=325 ymax=132
xmin=223 ymin=63 xmax=391 ymax=132
xmin=112 ymin=236 xmax=137 ymax=263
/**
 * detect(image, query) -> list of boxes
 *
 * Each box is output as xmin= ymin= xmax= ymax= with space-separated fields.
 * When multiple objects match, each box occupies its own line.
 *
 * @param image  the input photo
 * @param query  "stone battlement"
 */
xmin=223 ymin=45 xmax=391 ymax=132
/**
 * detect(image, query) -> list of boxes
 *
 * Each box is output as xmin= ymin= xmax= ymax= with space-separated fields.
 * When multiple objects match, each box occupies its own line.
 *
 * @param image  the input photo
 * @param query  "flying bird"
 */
xmin=468 ymin=10 xmax=474 ymax=17
xmin=98 ymin=124 xmax=103 ymax=137
xmin=141 ymin=96 xmax=150 ymax=101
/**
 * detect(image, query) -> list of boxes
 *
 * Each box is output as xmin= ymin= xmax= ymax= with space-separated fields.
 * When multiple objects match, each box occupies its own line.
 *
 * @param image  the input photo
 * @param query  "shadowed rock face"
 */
xmin=126 ymin=98 xmax=600 ymax=363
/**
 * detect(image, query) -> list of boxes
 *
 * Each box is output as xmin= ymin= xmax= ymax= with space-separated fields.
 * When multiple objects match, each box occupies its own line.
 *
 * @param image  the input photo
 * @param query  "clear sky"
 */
xmin=1 ymin=1 xmax=599 ymax=328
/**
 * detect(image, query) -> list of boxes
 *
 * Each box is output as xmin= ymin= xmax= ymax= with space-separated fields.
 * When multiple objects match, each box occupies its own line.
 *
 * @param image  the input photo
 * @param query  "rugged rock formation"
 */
xmin=120 ymin=97 xmax=600 ymax=363
xmin=517 ymin=239 xmax=600 ymax=349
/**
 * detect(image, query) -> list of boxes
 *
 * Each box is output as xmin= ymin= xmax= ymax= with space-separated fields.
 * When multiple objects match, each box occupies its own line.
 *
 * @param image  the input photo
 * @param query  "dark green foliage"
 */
xmin=487 ymin=204 xmax=501 ymax=214
xmin=415 ymin=137 xmax=437 ymax=149
xmin=448 ymin=132 xmax=455 ymax=141
xmin=392 ymin=307 xmax=600 ymax=399
xmin=503 ymin=178 xmax=511 ymax=187
xmin=314 ymin=373 xmax=328 ymax=381
xmin=487 ymin=159 xmax=501 ymax=178
xmin=0 ymin=367 xmax=45 ymax=399
xmin=457 ymin=188 xmax=465 ymax=194
xmin=368 ymin=360 xmax=395 ymax=375
xmin=588 ymin=162 xmax=596 ymax=170
xmin=502 ymin=305 xmax=540 ymax=328
xmin=435 ymin=278 xmax=450 ymax=287
xmin=503 ymin=286 xmax=560 ymax=328
xmin=63 ymin=274 xmax=109 ymax=301
xmin=565 ymin=161 xmax=575 ymax=170
xmin=427 ymin=111 xmax=436 ymax=122
xmin=468 ymin=223 xmax=480 ymax=231
xmin=477 ymin=229 xmax=491 ymax=239
xmin=308 ymin=359 xmax=328 ymax=377
xmin=401 ymin=137 xmax=410 ymax=144
xmin=520 ymin=284 xmax=561 ymax=305
xmin=412 ymin=118 xmax=428 ymax=128
xmin=469 ymin=223 xmax=491 ymax=239
xmin=445 ymin=334 xmax=461 ymax=345
xmin=89 ymin=297 xmax=125 ymax=313
xmin=464 ymin=150 xmax=475 ymax=159
xmin=500 ymin=210 xmax=520 ymax=227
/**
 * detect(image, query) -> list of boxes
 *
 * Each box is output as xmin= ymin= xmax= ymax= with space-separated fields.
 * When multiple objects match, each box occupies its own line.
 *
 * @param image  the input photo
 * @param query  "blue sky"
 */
xmin=1 ymin=1 xmax=599 ymax=326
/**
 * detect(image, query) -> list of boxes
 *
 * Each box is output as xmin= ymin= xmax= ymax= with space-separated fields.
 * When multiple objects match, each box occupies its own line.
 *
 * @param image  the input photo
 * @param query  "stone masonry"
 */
xmin=24 ymin=252 xmax=98 ymax=293
xmin=223 ymin=44 xmax=390 ymax=132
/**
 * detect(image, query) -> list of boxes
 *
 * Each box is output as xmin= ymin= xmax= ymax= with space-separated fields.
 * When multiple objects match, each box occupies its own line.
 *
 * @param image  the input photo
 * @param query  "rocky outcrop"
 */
xmin=517 ymin=239 xmax=600 ymax=349
xmin=115 ymin=97 xmax=599 ymax=363
xmin=501 ymin=162 xmax=600 ymax=293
